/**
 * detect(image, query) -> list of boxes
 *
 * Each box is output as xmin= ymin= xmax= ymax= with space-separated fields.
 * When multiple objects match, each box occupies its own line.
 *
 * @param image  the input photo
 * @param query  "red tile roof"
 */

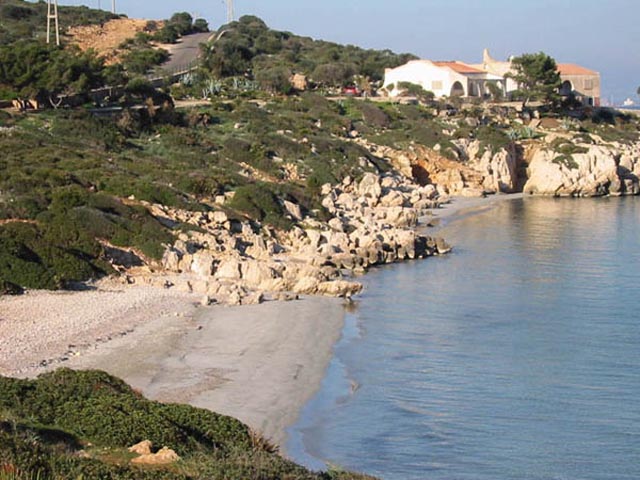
xmin=557 ymin=63 xmax=598 ymax=76
xmin=433 ymin=61 xmax=486 ymax=74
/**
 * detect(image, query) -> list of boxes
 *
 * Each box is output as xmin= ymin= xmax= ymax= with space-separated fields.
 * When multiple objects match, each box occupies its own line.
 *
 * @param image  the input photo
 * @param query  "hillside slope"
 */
xmin=0 ymin=369 xmax=375 ymax=479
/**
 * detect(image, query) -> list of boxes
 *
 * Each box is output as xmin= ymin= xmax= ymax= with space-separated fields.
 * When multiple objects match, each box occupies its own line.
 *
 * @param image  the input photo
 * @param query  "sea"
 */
xmin=288 ymin=196 xmax=640 ymax=480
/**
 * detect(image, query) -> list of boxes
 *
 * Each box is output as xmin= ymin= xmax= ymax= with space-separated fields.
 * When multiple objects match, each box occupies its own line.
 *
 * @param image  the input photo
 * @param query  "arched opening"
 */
xmin=450 ymin=81 xmax=465 ymax=97
xmin=560 ymin=80 xmax=573 ymax=96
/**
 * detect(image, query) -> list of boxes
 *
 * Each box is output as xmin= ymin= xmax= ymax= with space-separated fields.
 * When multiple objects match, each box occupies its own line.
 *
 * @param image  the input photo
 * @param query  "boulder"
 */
xmin=210 ymin=211 xmax=228 ymax=224
xmin=215 ymin=258 xmax=242 ymax=280
xmin=316 ymin=280 xmax=363 ymax=298
xmin=283 ymin=200 xmax=303 ymax=220
xmin=241 ymin=260 xmax=277 ymax=287
xmin=379 ymin=190 xmax=405 ymax=207
xmin=128 ymin=440 xmax=152 ymax=456
xmin=292 ymin=276 xmax=320 ymax=294
xmin=358 ymin=173 xmax=382 ymax=203
xmin=190 ymin=251 xmax=216 ymax=276
xmin=328 ymin=217 xmax=344 ymax=232
xmin=131 ymin=446 xmax=180 ymax=465
xmin=162 ymin=248 xmax=183 ymax=272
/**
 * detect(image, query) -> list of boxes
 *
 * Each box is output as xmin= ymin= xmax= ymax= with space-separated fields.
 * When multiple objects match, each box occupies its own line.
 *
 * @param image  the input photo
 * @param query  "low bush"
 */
xmin=0 ymin=369 xmax=379 ymax=479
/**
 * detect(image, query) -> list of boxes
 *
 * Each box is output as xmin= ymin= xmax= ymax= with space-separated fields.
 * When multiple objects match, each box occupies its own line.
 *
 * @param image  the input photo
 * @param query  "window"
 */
xmin=584 ymin=79 xmax=594 ymax=90
xmin=432 ymin=80 xmax=443 ymax=90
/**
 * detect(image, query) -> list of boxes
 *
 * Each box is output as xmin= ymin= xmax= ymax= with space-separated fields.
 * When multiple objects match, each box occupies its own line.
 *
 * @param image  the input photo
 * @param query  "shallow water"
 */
xmin=288 ymin=196 xmax=640 ymax=480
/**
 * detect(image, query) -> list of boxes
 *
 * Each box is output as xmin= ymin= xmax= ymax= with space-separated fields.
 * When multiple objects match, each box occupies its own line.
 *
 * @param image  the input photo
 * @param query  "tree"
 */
xmin=507 ymin=52 xmax=562 ymax=108
xmin=397 ymin=81 xmax=435 ymax=103
xmin=256 ymin=66 xmax=292 ymax=94
xmin=486 ymin=81 xmax=504 ymax=102
xmin=312 ymin=63 xmax=356 ymax=88
xmin=193 ymin=18 xmax=209 ymax=33
xmin=168 ymin=12 xmax=193 ymax=36
xmin=0 ymin=41 xmax=105 ymax=103
xmin=637 ymin=86 xmax=640 ymax=99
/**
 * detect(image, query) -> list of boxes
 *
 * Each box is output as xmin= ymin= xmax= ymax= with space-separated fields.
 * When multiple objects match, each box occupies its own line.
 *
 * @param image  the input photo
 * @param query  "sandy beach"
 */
xmin=0 ymin=194 xmax=519 ymax=452
xmin=0 ymin=281 xmax=345 ymax=451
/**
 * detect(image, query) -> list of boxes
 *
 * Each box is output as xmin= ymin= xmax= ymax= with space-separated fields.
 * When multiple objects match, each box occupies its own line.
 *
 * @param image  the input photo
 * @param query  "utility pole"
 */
xmin=226 ymin=0 xmax=234 ymax=23
xmin=112 ymin=0 xmax=116 ymax=14
xmin=46 ymin=0 xmax=60 ymax=46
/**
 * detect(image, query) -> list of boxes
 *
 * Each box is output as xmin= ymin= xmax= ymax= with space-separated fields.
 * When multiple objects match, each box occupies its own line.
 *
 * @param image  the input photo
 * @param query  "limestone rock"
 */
xmin=211 ymin=211 xmax=228 ymax=224
xmin=215 ymin=258 xmax=242 ymax=280
xmin=523 ymin=145 xmax=623 ymax=197
xmin=162 ymin=248 xmax=182 ymax=272
xmin=128 ymin=440 xmax=152 ymax=456
xmin=190 ymin=251 xmax=216 ymax=276
xmin=241 ymin=260 xmax=277 ymax=287
xmin=131 ymin=446 xmax=180 ymax=465
xmin=283 ymin=200 xmax=303 ymax=221
xmin=316 ymin=280 xmax=363 ymax=298
xmin=379 ymin=190 xmax=405 ymax=207
xmin=292 ymin=276 xmax=319 ymax=294
xmin=358 ymin=172 xmax=382 ymax=203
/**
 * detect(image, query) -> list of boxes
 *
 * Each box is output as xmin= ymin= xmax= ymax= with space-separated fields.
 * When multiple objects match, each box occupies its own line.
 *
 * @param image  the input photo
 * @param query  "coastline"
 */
xmin=0 ymin=283 xmax=346 ymax=452
xmin=0 ymin=193 xmax=521 ymax=455
xmin=287 ymin=192 xmax=526 ymax=468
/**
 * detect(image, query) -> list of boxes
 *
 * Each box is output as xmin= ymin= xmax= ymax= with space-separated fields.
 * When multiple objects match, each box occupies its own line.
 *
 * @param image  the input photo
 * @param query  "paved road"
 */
xmin=157 ymin=32 xmax=213 ymax=74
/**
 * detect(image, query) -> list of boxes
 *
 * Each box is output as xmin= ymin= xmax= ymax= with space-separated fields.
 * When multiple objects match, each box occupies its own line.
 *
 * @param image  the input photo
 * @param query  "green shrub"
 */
xmin=121 ymin=47 xmax=169 ymax=75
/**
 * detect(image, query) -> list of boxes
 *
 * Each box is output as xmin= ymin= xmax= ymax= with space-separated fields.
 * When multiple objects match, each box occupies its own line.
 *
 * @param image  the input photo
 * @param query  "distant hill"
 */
xmin=203 ymin=15 xmax=417 ymax=84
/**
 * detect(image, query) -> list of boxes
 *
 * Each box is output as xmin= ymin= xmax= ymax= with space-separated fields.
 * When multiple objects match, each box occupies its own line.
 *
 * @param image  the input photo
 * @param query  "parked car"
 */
xmin=343 ymin=86 xmax=360 ymax=97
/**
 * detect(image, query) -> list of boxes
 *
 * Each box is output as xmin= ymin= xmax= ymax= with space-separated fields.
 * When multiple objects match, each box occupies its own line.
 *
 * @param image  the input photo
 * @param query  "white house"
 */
xmin=383 ymin=59 xmax=504 ymax=99
xmin=474 ymin=49 xmax=601 ymax=106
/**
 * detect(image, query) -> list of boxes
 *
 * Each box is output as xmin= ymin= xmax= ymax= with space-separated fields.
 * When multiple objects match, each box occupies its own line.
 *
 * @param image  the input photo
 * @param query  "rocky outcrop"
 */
xmin=130 ymin=446 xmax=180 ymax=465
xmin=524 ymin=143 xmax=640 ymax=197
xmin=355 ymin=139 xmax=519 ymax=197
xmin=356 ymin=135 xmax=639 ymax=199
xmin=125 ymin=171 xmax=450 ymax=306
xmin=128 ymin=440 xmax=152 ymax=455
xmin=458 ymin=140 xmax=520 ymax=193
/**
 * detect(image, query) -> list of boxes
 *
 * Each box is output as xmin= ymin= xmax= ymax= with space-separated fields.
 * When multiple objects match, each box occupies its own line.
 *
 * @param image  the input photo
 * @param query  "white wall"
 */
xmin=383 ymin=60 xmax=468 ymax=98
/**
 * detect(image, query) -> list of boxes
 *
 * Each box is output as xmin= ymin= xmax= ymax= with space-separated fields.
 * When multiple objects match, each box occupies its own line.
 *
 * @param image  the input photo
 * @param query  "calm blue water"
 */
xmin=288 ymin=197 xmax=640 ymax=480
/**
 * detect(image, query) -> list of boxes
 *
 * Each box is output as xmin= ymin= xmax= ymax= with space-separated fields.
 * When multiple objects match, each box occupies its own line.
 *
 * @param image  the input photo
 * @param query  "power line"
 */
xmin=46 ymin=0 xmax=60 ymax=46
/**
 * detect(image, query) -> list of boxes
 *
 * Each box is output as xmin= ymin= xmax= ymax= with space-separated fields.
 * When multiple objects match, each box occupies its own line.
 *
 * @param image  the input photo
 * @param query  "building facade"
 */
xmin=383 ymin=60 xmax=504 ymax=99
xmin=384 ymin=49 xmax=601 ymax=106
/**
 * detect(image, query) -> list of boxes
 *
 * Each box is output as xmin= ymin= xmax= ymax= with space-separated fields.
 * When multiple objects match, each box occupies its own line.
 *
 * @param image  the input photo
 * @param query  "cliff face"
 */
xmin=358 ymin=139 xmax=520 ymax=197
xmin=523 ymin=142 xmax=640 ymax=197
xmin=359 ymin=136 xmax=640 ymax=199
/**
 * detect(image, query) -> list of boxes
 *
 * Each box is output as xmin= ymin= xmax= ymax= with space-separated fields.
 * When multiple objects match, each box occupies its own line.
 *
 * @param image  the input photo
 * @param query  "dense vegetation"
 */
xmin=201 ymin=15 xmax=416 ymax=86
xmin=0 ymin=0 xmax=117 ymax=45
xmin=0 ymin=369 xmax=375 ymax=479
xmin=506 ymin=52 xmax=562 ymax=108
xmin=0 ymin=6 xmax=638 ymax=294
xmin=0 ymin=2 xmax=212 ymax=102
xmin=0 ymin=94 xmax=392 ymax=289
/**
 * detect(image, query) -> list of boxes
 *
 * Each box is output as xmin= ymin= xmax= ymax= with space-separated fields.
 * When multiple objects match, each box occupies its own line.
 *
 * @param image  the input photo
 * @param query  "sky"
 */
xmin=55 ymin=0 xmax=640 ymax=103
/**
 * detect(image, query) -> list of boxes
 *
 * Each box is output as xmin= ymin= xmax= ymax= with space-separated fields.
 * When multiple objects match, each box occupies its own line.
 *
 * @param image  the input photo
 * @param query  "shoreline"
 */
xmin=286 ymin=192 xmax=525 ymax=467
xmin=0 ymin=193 xmax=521 ymax=456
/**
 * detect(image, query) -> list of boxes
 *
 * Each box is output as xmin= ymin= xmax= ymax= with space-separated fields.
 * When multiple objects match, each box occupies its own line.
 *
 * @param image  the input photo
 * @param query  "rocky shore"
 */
xmin=120 ymin=171 xmax=452 ymax=306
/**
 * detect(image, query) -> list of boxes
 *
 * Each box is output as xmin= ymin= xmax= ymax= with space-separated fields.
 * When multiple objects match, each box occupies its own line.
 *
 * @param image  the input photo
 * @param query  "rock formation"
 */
xmin=124 ymin=170 xmax=450 ymax=305
xmin=524 ymin=142 xmax=640 ymax=196
xmin=355 ymin=139 xmax=519 ymax=197
xmin=130 ymin=445 xmax=180 ymax=465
